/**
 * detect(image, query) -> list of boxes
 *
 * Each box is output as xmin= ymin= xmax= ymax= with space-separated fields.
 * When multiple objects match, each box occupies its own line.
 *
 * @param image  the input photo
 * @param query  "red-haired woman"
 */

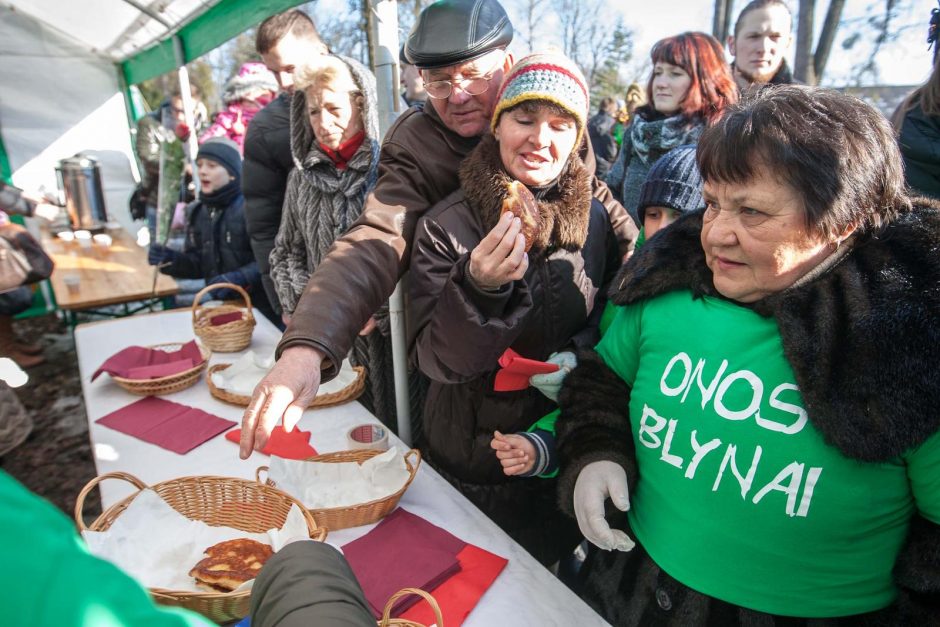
xmin=606 ymin=32 xmax=736 ymax=225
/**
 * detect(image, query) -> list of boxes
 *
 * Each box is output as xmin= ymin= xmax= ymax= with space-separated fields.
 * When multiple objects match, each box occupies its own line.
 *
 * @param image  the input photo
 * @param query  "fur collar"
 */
xmin=611 ymin=201 xmax=940 ymax=461
xmin=458 ymin=134 xmax=592 ymax=252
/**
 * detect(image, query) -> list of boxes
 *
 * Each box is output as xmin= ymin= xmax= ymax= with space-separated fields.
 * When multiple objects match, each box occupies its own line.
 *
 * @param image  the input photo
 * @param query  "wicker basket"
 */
xmin=75 ymin=471 xmax=326 ymax=624
xmin=192 ymin=282 xmax=256 ymax=352
xmin=208 ymin=362 xmax=367 ymax=408
xmin=110 ymin=342 xmax=211 ymax=396
xmin=258 ymin=448 xmax=421 ymax=531
xmin=378 ymin=588 xmax=444 ymax=627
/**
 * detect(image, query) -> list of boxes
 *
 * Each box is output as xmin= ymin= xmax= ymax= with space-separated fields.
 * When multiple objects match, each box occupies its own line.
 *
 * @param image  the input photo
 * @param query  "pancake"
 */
xmin=189 ymin=538 xmax=274 ymax=592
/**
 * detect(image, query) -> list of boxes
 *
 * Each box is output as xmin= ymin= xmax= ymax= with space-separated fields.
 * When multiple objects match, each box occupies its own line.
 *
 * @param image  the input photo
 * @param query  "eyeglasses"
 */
xmin=422 ymin=54 xmax=504 ymax=99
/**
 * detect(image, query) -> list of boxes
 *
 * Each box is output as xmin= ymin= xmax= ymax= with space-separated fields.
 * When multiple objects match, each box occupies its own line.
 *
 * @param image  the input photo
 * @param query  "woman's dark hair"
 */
xmin=697 ymin=85 xmax=911 ymax=238
xmin=645 ymin=32 xmax=738 ymax=125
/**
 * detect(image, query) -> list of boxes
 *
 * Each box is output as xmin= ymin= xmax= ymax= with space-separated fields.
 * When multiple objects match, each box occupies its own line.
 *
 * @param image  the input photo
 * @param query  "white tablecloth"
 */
xmin=75 ymin=309 xmax=609 ymax=626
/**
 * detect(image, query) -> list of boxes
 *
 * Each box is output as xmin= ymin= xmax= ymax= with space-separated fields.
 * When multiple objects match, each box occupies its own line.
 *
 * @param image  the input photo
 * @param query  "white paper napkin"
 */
xmin=267 ymin=448 xmax=410 ymax=509
xmin=83 ymin=488 xmax=310 ymax=591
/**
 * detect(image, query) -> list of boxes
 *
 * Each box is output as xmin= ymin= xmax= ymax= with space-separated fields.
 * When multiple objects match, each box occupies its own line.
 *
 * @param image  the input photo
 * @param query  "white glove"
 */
xmin=573 ymin=460 xmax=634 ymax=552
xmin=529 ymin=351 xmax=577 ymax=401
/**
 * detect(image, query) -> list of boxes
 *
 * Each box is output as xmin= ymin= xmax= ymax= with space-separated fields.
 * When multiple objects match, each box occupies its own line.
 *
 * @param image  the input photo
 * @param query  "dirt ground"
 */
xmin=0 ymin=313 xmax=101 ymax=524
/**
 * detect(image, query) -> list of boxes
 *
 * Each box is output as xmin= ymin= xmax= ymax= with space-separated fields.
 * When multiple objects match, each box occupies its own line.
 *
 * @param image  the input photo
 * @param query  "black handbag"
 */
xmin=129 ymin=183 xmax=148 ymax=221
xmin=0 ymin=224 xmax=53 ymax=288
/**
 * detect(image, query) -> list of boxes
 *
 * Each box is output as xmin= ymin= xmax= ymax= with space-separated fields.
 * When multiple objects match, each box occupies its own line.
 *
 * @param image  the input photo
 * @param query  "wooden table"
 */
xmin=74 ymin=310 xmax=610 ymax=627
xmin=41 ymin=227 xmax=178 ymax=323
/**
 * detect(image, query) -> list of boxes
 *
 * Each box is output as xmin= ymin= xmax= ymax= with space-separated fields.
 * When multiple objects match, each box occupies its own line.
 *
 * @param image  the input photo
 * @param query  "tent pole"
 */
xmin=172 ymin=35 xmax=199 ymax=193
xmin=116 ymin=65 xmax=142 ymax=182
xmin=368 ymin=0 xmax=410 ymax=445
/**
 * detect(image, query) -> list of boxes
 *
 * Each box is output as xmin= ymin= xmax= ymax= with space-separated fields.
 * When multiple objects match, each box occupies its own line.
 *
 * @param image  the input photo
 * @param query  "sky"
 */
xmin=603 ymin=0 xmax=931 ymax=87
xmin=313 ymin=0 xmax=933 ymax=88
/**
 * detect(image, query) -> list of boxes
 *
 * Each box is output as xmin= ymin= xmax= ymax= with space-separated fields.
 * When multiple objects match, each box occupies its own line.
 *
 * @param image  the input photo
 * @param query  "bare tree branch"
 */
xmin=814 ymin=0 xmax=847 ymax=81
xmin=795 ymin=0 xmax=818 ymax=84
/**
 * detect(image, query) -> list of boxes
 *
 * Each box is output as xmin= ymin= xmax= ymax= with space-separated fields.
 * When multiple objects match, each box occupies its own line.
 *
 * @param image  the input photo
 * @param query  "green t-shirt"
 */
xmin=596 ymin=290 xmax=940 ymax=617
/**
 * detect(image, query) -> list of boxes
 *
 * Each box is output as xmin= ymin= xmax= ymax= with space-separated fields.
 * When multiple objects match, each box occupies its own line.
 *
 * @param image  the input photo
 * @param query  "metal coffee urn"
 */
xmin=56 ymin=154 xmax=108 ymax=230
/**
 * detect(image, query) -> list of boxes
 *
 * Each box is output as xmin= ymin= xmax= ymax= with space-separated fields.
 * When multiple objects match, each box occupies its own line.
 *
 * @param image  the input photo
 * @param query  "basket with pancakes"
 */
xmin=75 ymin=471 xmax=325 ymax=623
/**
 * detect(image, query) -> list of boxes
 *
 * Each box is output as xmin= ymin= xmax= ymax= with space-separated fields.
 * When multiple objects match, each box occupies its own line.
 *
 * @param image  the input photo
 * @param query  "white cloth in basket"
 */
xmin=211 ymin=354 xmax=359 ymax=398
xmin=83 ymin=488 xmax=309 ymax=591
xmin=268 ymin=448 xmax=410 ymax=510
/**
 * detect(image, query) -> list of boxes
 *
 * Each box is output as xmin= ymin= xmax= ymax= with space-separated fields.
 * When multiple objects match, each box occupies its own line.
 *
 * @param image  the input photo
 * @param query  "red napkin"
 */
xmin=96 ymin=397 xmax=236 ymax=454
xmin=210 ymin=311 xmax=244 ymax=326
xmin=493 ymin=348 xmax=559 ymax=392
xmin=399 ymin=544 xmax=508 ymax=626
xmin=224 ymin=425 xmax=318 ymax=459
xmin=343 ymin=508 xmax=465 ymax=618
xmin=125 ymin=359 xmax=194 ymax=380
xmin=92 ymin=341 xmax=204 ymax=381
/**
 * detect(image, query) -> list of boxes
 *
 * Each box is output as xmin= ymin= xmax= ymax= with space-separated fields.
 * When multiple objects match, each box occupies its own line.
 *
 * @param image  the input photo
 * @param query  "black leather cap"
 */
xmin=404 ymin=0 xmax=513 ymax=70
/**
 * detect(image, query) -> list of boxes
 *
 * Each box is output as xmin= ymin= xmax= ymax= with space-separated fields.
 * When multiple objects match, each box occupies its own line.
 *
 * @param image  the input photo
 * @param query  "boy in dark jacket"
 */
xmin=148 ymin=138 xmax=273 ymax=319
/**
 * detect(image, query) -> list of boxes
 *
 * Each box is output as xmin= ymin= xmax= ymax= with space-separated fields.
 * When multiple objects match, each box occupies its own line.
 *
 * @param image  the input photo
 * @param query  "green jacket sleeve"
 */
xmin=1 ymin=471 xmax=211 ymax=627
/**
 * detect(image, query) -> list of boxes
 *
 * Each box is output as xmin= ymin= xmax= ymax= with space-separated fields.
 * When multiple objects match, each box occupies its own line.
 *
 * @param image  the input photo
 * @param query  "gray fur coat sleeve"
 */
xmin=269 ymin=170 xmax=311 ymax=316
xmin=555 ymin=348 xmax=638 ymax=518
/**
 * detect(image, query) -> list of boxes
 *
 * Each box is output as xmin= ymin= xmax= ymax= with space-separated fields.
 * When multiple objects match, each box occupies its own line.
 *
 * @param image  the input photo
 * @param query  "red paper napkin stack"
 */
xmin=92 ymin=340 xmax=204 ymax=381
xmin=209 ymin=311 xmax=244 ymax=326
xmin=343 ymin=508 xmax=507 ymax=624
xmin=96 ymin=397 xmax=236 ymax=454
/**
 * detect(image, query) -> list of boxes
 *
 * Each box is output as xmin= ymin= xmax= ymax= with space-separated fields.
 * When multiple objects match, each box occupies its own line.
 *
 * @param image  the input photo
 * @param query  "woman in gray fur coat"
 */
xmin=269 ymin=55 xmax=394 ymax=425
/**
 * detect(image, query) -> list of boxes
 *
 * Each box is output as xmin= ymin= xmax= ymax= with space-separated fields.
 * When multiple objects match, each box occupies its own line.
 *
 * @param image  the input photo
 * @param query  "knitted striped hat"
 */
xmin=491 ymin=51 xmax=589 ymax=150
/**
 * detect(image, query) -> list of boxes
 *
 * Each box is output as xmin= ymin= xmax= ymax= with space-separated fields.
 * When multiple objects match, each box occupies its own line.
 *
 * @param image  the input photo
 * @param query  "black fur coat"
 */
xmin=556 ymin=201 xmax=940 ymax=625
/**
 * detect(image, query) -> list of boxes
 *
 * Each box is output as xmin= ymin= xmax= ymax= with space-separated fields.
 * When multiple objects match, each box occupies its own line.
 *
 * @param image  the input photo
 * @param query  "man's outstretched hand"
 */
xmin=239 ymin=345 xmax=325 ymax=459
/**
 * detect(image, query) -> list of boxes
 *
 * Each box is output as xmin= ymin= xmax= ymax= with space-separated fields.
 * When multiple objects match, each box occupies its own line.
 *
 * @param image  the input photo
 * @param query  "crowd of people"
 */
xmin=5 ymin=0 xmax=940 ymax=624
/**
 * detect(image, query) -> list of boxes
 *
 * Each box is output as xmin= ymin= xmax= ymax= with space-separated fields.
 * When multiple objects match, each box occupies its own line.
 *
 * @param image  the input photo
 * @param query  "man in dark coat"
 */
xmin=243 ymin=9 xmax=328 ymax=319
xmin=727 ymin=0 xmax=797 ymax=91
xmin=587 ymin=97 xmax=619 ymax=179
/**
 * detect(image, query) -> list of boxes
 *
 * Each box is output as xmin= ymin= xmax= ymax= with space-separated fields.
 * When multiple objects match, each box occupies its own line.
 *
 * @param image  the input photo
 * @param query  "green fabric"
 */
xmin=595 ymin=290 xmax=940 ymax=617
xmin=121 ymin=0 xmax=309 ymax=85
xmin=0 ymin=132 xmax=12 ymax=186
xmin=0 ymin=470 xmax=211 ymax=627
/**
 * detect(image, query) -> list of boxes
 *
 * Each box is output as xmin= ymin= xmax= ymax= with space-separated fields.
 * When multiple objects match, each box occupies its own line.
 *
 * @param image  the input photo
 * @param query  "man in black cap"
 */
xmin=239 ymin=0 xmax=637 ymax=459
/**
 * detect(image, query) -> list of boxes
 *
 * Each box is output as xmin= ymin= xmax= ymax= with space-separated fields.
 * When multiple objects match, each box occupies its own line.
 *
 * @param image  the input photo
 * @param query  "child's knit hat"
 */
xmin=197 ymin=138 xmax=242 ymax=179
xmin=491 ymin=51 xmax=589 ymax=150
xmin=222 ymin=62 xmax=278 ymax=104
xmin=637 ymin=145 xmax=703 ymax=223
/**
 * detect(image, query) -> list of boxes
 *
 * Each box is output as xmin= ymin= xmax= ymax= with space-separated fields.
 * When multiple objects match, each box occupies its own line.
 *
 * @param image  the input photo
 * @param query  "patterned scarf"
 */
xmin=629 ymin=110 xmax=704 ymax=166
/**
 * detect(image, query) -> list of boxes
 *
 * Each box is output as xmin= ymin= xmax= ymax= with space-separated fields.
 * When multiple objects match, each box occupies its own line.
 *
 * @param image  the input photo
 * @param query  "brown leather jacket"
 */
xmin=406 ymin=137 xmax=624 ymax=564
xmin=278 ymin=102 xmax=638 ymax=380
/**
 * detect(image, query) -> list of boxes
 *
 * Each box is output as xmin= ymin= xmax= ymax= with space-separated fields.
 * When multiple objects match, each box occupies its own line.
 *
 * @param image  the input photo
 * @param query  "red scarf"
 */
xmin=318 ymin=130 xmax=365 ymax=170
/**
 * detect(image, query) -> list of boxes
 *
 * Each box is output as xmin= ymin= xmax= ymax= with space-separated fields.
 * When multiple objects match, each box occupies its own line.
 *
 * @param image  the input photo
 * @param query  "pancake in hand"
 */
xmin=501 ymin=180 xmax=541 ymax=251
xmin=189 ymin=538 xmax=274 ymax=592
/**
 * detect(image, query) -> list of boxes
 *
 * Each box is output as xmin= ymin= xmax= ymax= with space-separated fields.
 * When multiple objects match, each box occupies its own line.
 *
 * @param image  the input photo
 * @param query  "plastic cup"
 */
xmin=93 ymin=233 xmax=112 ymax=247
xmin=56 ymin=231 xmax=75 ymax=243
xmin=74 ymin=230 xmax=92 ymax=248
xmin=63 ymin=274 xmax=81 ymax=294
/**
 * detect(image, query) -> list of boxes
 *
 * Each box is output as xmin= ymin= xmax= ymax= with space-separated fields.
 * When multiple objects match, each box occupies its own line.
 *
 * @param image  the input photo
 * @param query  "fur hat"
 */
xmin=222 ymin=62 xmax=278 ymax=104
xmin=637 ymin=145 xmax=703 ymax=223
xmin=197 ymin=138 xmax=242 ymax=178
xmin=491 ymin=51 xmax=589 ymax=150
